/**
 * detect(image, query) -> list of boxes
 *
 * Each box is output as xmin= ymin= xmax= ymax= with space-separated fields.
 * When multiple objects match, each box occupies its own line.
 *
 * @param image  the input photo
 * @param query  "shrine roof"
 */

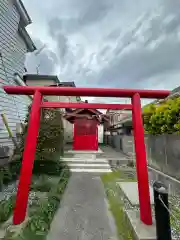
xmin=64 ymin=108 xmax=109 ymax=123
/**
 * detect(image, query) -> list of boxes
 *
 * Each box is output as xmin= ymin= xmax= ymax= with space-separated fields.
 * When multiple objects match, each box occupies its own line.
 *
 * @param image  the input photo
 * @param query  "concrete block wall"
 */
xmin=146 ymin=134 xmax=180 ymax=180
xmin=105 ymin=133 xmax=180 ymax=180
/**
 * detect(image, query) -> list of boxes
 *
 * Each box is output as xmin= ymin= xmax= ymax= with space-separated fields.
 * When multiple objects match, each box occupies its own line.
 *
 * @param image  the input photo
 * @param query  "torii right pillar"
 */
xmin=132 ymin=93 xmax=152 ymax=225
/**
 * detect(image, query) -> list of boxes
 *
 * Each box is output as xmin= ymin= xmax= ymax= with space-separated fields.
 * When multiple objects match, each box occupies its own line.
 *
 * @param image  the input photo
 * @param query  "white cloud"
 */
xmin=23 ymin=0 xmax=180 ymax=103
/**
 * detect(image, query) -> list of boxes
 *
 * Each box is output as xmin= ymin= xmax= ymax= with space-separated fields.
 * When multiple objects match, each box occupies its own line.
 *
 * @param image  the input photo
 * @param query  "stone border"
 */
xmin=125 ymin=210 xmax=156 ymax=240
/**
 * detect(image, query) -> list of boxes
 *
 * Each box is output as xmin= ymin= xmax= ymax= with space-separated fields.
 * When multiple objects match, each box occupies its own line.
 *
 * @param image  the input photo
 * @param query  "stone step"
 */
xmin=63 ymin=157 xmax=112 ymax=173
xmin=67 ymin=163 xmax=110 ymax=169
xmin=69 ymin=168 xmax=112 ymax=173
xmin=67 ymin=149 xmax=103 ymax=154
xmin=62 ymin=158 xmax=108 ymax=163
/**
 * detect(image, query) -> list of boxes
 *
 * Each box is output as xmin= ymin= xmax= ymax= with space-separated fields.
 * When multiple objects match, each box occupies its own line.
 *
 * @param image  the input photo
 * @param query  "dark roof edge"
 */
xmin=14 ymin=0 xmax=32 ymax=26
xmin=49 ymin=82 xmax=76 ymax=87
xmin=23 ymin=74 xmax=60 ymax=83
xmin=18 ymin=26 xmax=36 ymax=52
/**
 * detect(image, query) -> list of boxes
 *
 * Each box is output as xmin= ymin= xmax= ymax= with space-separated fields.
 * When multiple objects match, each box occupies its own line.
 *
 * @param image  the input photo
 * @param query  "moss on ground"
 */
xmin=101 ymin=170 xmax=135 ymax=240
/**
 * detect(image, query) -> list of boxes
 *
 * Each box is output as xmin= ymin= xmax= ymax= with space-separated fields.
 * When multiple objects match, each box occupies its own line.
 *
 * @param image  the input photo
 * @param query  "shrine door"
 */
xmin=73 ymin=118 xmax=98 ymax=151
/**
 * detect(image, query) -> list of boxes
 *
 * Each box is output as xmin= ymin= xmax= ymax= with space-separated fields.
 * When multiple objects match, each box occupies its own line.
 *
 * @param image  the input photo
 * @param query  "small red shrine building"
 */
xmin=64 ymin=108 xmax=108 ymax=151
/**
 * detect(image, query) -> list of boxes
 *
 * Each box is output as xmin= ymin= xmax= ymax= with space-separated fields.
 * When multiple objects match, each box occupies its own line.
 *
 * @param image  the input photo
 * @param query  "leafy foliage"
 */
xmin=0 ymin=158 xmax=21 ymax=190
xmin=32 ymin=159 xmax=68 ymax=176
xmin=18 ymin=106 xmax=64 ymax=161
xmin=143 ymin=97 xmax=180 ymax=135
xmin=30 ymin=176 xmax=53 ymax=192
xmin=0 ymin=195 xmax=16 ymax=223
xmin=20 ymin=171 xmax=70 ymax=239
xmin=0 ymin=105 xmax=70 ymax=239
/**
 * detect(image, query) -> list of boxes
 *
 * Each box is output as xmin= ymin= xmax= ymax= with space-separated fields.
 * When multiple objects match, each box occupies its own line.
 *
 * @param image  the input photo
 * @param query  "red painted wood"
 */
xmin=131 ymin=93 xmax=152 ymax=225
xmin=3 ymin=85 xmax=170 ymax=99
xmin=13 ymin=91 xmax=42 ymax=225
xmin=73 ymin=118 xmax=98 ymax=151
xmin=3 ymin=84 xmax=167 ymax=226
xmin=42 ymin=102 xmax=132 ymax=110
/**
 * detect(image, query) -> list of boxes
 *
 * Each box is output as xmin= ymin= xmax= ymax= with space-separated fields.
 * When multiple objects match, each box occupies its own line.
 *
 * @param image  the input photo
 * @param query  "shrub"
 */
xmin=0 ymin=195 xmax=16 ymax=223
xmin=0 ymin=159 xmax=21 ymax=190
xmin=0 ymin=105 xmax=66 ymax=189
xmin=143 ymin=97 xmax=180 ymax=135
xmin=32 ymin=160 xmax=65 ymax=176
xmin=127 ymin=160 xmax=135 ymax=168
xmin=30 ymin=176 xmax=53 ymax=192
xmin=17 ymin=106 xmax=64 ymax=161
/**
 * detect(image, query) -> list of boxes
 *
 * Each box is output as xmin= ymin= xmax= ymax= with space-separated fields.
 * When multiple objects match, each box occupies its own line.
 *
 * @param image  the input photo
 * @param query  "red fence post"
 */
xmin=131 ymin=93 xmax=152 ymax=225
xmin=13 ymin=90 xmax=42 ymax=225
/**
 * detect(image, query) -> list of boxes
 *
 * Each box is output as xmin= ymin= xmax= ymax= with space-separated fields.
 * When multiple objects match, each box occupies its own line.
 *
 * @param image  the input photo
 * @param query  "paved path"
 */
xmin=47 ymin=173 xmax=117 ymax=240
xmin=100 ymin=146 xmax=128 ymax=160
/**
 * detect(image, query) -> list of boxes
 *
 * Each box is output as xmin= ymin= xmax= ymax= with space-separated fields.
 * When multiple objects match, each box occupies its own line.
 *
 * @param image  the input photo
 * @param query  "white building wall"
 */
xmin=25 ymin=79 xmax=56 ymax=87
xmin=98 ymin=124 xmax=104 ymax=143
xmin=45 ymin=95 xmax=77 ymax=143
xmin=0 ymin=0 xmax=33 ymax=156
xmin=59 ymin=96 xmax=76 ymax=143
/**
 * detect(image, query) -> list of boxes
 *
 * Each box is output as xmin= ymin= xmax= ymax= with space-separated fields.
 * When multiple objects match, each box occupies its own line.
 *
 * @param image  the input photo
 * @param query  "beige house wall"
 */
xmin=26 ymin=79 xmax=78 ymax=144
xmin=46 ymin=95 xmax=78 ymax=143
xmin=25 ymin=79 xmax=56 ymax=86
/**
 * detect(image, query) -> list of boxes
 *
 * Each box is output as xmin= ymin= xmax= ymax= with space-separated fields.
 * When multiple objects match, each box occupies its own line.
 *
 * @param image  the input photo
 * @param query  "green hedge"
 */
xmin=0 ymin=106 xmax=66 ymax=190
xmin=17 ymin=106 xmax=64 ymax=160
xmin=0 ymin=158 xmax=70 ymax=190
xmin=32 ymin=160 xmax=69 ymax=176
xmin=143 ymin=97 xmax=180 ymax=135
xmin=0 ymin=159 xmax=21 ymax=190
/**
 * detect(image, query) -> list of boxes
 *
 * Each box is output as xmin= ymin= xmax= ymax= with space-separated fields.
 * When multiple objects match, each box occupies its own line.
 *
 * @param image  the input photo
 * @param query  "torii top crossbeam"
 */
xmin=3 ymin=86 xmax=170 ymax=99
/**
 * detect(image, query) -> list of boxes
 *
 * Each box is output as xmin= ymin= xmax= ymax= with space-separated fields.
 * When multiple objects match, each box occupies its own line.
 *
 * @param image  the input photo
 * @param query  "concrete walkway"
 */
xmin=100 ymin=146 xmax=128 ymax=160
xmin=47 ymin=173 xmax=117 ymax=240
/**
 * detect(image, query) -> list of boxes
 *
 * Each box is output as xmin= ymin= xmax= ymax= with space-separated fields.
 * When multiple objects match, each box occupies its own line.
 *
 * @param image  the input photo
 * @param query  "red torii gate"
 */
xmin=3 ymin=86 xmax=170 ymax=226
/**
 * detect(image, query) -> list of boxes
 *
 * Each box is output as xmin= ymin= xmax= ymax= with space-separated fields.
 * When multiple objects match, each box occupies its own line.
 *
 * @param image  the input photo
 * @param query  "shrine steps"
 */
xmin=62 ymin=157 xmax=112 ymax=173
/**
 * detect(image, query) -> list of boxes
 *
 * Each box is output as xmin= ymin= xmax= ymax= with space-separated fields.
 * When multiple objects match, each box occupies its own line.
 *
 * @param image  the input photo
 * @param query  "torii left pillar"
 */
xmin=13 ymin=90 xmax=42 ymax=225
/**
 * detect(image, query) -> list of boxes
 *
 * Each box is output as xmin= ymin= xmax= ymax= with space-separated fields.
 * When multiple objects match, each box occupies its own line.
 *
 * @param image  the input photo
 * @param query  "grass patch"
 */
xmin=101 ymin=169 xmax=136 ymax=184
xmin=101 ymin=170 xmax=135 ymax=240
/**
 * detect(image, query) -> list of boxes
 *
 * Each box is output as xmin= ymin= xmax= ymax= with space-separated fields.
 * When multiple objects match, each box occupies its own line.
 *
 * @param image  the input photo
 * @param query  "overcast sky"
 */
xmin=23 ymin=0 xmax=180 ymax=104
